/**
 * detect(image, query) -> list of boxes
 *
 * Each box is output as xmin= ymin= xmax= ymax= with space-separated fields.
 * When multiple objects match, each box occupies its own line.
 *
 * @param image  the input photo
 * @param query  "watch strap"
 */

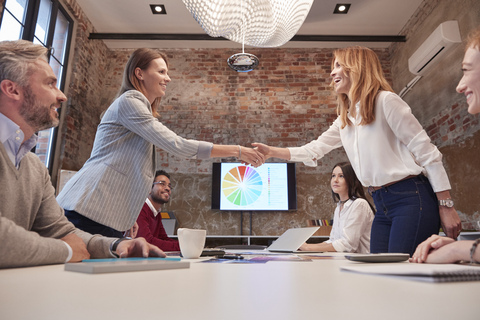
xmin=110 ymin=238 xmax=129 ymax=257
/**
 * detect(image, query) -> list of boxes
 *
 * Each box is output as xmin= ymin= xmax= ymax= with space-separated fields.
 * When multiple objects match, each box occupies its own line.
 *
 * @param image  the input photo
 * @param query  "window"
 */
xmin=0 ymin=0 xmax=72 ymax=171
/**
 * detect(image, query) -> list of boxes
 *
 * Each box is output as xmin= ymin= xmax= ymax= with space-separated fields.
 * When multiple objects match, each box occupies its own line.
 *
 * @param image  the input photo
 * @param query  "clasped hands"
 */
xmin=238 ymin=143 xmax=272 ymax=168
xmin=410 ymin=234 xmax=460 ymax=264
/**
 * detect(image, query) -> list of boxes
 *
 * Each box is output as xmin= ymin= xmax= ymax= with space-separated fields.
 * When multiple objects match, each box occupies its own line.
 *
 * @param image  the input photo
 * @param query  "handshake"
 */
xmin=236 ymin=142 xmax=274 ymax=168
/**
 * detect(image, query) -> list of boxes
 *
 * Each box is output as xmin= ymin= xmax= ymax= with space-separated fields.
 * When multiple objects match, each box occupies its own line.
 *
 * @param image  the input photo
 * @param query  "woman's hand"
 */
xmin=299 ymin=242 xmax=312 ymax=251
xmin=252 ymin=142 xmax=272 ymax=159
xmin=252 ymin=142 xmax=291 ymax=161
xmin=239 ymin=146 xmax=265 ymax=167
xmin=438 ymin=206 xmax=462 ymax=239
xmin=124 ymin=222 xmax=138 ymax=238
xmin=410 ymin=234 xmax=456 ymax=263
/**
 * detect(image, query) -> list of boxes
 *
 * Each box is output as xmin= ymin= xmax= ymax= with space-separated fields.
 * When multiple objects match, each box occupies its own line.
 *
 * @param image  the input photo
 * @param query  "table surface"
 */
xmin=1 ymin=252 xmax=479 ymax=320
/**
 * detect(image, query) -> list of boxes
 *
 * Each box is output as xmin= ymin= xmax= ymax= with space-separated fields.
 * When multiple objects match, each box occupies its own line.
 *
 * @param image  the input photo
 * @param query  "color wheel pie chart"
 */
xmin=222 ymin=166 xmax=263 ymax=206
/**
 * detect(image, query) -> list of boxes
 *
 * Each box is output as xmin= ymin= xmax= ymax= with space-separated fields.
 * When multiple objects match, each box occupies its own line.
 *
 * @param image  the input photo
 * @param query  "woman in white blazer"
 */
xmin=57 ymin=48 xmax=264 ymax=238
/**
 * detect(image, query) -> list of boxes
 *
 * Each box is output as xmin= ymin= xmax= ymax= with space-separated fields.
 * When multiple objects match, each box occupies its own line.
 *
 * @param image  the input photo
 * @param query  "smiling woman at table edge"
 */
xmin=411 ymin=26 xmax=480 ymax=265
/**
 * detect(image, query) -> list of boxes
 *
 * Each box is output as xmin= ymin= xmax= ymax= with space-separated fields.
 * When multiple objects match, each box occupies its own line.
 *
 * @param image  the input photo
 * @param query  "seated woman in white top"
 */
xmin=300 ymin=162 xmax=375 ymax=253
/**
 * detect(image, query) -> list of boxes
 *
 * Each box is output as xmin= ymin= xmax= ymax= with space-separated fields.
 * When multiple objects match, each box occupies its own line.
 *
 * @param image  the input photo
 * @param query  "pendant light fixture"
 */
xmin=226 ymin=0 xmax=259 ymax=72
xmin=182 ymin=0 xmax=314 ymax=48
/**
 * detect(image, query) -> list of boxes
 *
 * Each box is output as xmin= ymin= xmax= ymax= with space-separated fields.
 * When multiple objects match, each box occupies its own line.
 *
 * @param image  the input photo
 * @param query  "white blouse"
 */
xmin=325 ymin=198 xmax=374 ymax=253
xmin=288 ymin=91 xmax=451 ymax=192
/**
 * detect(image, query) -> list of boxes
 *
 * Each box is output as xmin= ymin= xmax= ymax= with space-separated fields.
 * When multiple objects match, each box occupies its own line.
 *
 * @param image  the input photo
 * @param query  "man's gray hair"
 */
xmin=0 ymin=40 xmax=49 ymax=88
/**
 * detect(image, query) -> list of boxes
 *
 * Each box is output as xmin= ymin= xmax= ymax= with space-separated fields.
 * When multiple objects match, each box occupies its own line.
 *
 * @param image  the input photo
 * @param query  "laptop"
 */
xmin=267 ymin=227 xmax=322 ymax=253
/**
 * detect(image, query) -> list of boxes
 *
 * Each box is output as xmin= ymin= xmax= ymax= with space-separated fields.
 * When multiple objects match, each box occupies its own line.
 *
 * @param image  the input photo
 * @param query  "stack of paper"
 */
xmin=341 ymin=263 xmax=480 ymax=282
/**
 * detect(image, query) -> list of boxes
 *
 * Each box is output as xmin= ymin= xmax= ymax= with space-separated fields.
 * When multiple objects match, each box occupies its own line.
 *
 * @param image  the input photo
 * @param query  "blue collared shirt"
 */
xmin=0 ymin=112 xmax=38 ymax=168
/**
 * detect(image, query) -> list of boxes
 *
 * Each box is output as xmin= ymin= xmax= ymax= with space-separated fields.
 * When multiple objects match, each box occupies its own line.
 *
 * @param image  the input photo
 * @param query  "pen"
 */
xmin=219 ymin=255 xmax=244 ymax=260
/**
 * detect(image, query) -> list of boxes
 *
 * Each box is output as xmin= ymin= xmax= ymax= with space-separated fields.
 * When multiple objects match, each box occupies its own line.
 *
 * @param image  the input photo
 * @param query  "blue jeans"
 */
xmin=64 ymin=209 xmax=124 ymax=238
xmin=369 ymin=175 xmax=440 ymax=256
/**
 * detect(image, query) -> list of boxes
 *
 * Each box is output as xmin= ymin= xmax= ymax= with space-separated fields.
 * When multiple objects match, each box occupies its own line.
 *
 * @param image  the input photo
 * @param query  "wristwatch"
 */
xmin=110 ymin=238 xmax=129 ymax=257
xmin=438 ymin=199 xmax=454 ymax=208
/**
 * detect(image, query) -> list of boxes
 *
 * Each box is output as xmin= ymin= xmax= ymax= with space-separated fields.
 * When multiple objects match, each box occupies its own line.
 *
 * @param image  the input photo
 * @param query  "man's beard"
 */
xmin=150 ymin=193 xmax=169 ymax=205
xmin=19 ymin=86 xmax=59 ymax=132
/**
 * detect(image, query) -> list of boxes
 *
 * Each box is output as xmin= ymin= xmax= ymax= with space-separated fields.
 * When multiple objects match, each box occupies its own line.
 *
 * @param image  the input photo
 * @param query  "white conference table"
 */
xmin=1 ymin=253 xmax=479 ymax=320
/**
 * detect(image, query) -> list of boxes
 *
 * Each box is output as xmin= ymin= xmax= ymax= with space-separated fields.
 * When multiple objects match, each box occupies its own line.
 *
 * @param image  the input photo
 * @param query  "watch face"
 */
xmin=440 ymin=199 xmax=454 ymax=207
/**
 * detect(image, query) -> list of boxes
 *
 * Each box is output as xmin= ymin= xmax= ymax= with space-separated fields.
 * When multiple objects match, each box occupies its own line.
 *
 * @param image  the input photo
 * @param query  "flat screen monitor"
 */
xmin=211 ymin=162 xmax=297 ymax=211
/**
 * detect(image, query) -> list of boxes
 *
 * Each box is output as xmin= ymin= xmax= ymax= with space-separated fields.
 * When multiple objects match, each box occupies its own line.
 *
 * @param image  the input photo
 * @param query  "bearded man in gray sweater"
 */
xmin=0 ymin=40 xmax=165 ymax=269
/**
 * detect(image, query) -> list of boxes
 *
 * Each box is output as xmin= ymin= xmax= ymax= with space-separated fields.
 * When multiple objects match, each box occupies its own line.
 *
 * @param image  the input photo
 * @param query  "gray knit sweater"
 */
xmin=0 ymin=144 xmax=115 ymax=268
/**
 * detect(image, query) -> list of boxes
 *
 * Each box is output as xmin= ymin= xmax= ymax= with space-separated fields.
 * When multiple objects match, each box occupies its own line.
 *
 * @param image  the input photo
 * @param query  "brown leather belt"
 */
xmin=368 ymin=175 xmax=418 ymax=194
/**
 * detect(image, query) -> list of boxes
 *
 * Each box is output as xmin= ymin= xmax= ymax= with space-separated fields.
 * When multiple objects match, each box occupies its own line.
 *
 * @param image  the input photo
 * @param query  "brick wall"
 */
xmin=426 ymin=102 xmax=480 ymax=145
xmin=59 ymin=0 xmax=125 ymax=170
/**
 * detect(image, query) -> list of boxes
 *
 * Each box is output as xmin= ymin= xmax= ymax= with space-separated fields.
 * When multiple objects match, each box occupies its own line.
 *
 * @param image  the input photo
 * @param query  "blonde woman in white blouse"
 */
xmin=254 ymin=46 xmax=461 ymax=256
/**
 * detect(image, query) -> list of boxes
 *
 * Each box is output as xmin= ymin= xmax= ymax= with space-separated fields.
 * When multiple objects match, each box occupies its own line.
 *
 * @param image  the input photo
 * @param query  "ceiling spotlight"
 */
xmin=334 ymin=3 xmax=351 ymax=14
xmin=150 ymin=4 xmax=167 ymax=14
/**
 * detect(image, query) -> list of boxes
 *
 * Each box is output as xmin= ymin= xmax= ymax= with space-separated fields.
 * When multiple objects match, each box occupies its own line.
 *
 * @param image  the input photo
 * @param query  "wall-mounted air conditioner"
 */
xmin=408 ymin=20 xmax=461 ymax=75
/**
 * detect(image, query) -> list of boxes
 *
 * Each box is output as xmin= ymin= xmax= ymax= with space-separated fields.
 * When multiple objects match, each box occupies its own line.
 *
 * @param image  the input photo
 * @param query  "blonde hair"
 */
xmin=466 ymin=26 xmax=480 ymax=51
xmin=116 ymin=48 xmax=169 ymax=118
xmin=331 ymin=46 xmax=393 ymax=128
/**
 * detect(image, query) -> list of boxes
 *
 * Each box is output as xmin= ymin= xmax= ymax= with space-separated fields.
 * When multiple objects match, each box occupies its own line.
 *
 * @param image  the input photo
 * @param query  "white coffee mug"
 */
xmin=177 ymin=228 xmax=206 ymax=259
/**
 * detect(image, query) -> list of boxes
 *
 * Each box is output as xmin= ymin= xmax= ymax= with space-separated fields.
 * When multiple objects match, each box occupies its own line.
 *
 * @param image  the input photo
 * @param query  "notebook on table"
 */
xmin=267 ymin=226 xmax=322 ymax=253
xmin=65 ymin=257 xmax=190 ymax=274
xmin=341 ymin=263 xmax=480 ymax=282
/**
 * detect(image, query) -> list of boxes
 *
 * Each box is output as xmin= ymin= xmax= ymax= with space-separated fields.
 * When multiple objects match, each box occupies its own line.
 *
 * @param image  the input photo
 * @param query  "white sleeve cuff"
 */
xmin=62 ymin=241 xmax=73 ymax=262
